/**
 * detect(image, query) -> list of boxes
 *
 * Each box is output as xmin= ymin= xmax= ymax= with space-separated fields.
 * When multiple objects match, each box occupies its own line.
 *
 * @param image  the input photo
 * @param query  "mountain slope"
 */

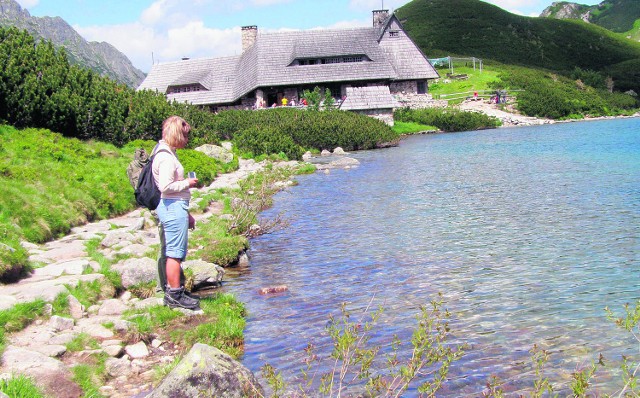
xmin=395 ymin=0 xmax=640 ymax=92
xmin=0 ymin=0 xmax=145 ymax=87
xmin=541 ymin=0 xmax=640 ymax=34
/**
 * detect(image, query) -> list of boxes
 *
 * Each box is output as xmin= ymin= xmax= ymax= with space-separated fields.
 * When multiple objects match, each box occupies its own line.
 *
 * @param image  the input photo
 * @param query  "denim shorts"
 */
xmin=156 ymin=198 xmax=189 ymax=260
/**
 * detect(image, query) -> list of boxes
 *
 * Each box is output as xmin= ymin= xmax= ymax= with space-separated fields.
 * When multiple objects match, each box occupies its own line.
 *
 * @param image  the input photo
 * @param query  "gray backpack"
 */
xmin=126 ymin=148 xmax=150 ymax=189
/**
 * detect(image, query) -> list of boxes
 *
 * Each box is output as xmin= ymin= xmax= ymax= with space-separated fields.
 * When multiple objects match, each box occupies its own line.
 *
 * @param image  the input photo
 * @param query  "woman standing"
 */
xmin=153 ymin=116 xmax=200 ymax=310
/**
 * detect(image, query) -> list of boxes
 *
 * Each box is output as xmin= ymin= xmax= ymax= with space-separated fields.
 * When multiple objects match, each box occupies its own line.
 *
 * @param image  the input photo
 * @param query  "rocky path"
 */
xmin=0 ymin=158 xmax=277 ymax=398
xmin=457 ymin=98 xmax=554 ymax=127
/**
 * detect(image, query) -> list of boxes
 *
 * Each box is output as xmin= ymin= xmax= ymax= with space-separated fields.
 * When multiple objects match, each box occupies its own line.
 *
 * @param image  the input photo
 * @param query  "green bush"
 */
xmin=235 ymin=126 xmax=304 ymax=160
xmin=215 ymin=108 xmax=399 ymax=152
xmin=176 ymin=149 xmax=222 ymax=186
xmin=394 ymin=107 xmax=500 ymax=132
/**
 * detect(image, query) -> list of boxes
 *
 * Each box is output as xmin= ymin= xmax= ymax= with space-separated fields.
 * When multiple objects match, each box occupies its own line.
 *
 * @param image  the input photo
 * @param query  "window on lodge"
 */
xmin=295 ymin=55 xmax=367 ymax=66
xmin=417 ymin=81 xmax=427 ymax=94
xmin=169 ymin=85 xmax=202 ymax=94
xmin=389 ymin=31 xmax=399 ymax=37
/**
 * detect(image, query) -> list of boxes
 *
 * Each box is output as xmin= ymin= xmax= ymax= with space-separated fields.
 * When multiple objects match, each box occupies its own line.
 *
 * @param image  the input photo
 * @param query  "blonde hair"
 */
xmin=162 ymin=116 xmax=190 ymax=148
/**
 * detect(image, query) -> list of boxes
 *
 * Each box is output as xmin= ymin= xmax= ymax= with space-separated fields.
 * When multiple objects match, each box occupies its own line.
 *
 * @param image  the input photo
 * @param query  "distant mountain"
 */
xmin=0 ymin=0 xmax=145 ymax=88
xmin=541 ymin=0 xmax=640 ymax=39
xmin=395 ymin=0 xmax=640 ymax=92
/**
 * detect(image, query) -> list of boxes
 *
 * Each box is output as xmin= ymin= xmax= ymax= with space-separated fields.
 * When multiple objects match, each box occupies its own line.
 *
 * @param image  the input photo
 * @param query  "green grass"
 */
xmin=393 ymin=121 xmax=438 ymax=135
xmin=176 ymin=293 xmax=246 ymax=358
xmin=66 ymin=332 xmax=101 ymax=352
xmin=71 ymin=356 xmax=107 ymax=398
xmin=0 ymin=299 xmax=47 ymax=353
xmin=124 ymin=293 xmax=246 ymax=358
xmin=429 ymin=65 xmax=502 ymax=98
xmin=0 ymin=374 xmax=45 ymax=398
xmin=626 ymin=19 xmax=640 ymax=41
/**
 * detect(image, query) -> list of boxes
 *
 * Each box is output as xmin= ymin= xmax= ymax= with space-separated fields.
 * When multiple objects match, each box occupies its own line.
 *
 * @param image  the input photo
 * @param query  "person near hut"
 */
xmin=153 ymin=116 xmax=200 ymax=310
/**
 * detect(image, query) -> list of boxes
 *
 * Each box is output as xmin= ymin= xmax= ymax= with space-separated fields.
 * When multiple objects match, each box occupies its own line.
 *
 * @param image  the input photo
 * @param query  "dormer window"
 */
xmin=292 ymin=55 xmax=369 ymax=66
xmin=167 ymin=84 xmax=204 ymax=94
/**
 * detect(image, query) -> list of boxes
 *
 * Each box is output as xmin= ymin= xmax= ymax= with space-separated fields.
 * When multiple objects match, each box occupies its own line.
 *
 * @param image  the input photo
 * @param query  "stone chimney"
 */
xmin=372 ymin=10 xmax=389 ymax=28
xmin=241 ymin=26 xmax=258 ymax=52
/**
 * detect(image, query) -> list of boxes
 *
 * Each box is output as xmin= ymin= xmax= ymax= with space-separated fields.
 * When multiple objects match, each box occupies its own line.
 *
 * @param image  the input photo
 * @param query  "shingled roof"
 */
xmin=138 ymin=13 xmax=438 ymax=106
xmin=340 ymin=86 xmax=400 ymax=110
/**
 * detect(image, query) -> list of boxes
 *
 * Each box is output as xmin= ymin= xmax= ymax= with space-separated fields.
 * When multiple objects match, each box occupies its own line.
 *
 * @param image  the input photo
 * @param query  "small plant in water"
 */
xmin=261 ymin=294 xmax=465 ymax=397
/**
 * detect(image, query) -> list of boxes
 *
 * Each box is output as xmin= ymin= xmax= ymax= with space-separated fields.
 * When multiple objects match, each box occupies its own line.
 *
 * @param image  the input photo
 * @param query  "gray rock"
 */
xmin=125 ymin=341 xmax=149 ymax=359
xmin=29 ymin=344 xmax=67 ymax=358
xmin=0 ymin=295 xmax=17 ymax=311
xmin=116 ymin=243 xmax=150 ymax=257
xmin=101 ymin=231 xmax=136 ymax=248
xmin=120 ymin=291 xmax=133 ymax=301
xmin=183 ymin=260 xmax=225 ymax=289
xmin=113 ymin=319 xmax=134 ymax=333
xmin=20 ymin=241 xmax=40 ymax=250
xmin=49 ymin=332 xmax=76 ymax=345
xmin=134 ymin=296 xmax=163 ymax=310
xmin=98 ymin=299 xmax=128 ymax=316
xmin=321 ymin=149 xmax=331 ymax=156
xmin=124 ymin=217 xmax=146 ymax=232
xmin=314 ymin=156 xmax=360 ymax=170
xmin=105 ymin=357 xmax=131 ymax=378
xmin=101 ymin=339 xmax=124 ymax=347
xmin=151 ymin=339 xmax=164 ymax=349
xmin=104 ymin=344 xmax=124 ymax=357
xmin=112 ymin=257 xmax=157 ymax=288
xmin=75 ymin=322 xmax=114 ymax=339
xmin=333 ymin=147 xmax=346 ymax=155
xmin=195 ymin=144 xmax=234 ymax=164
xmin=2 ymin=346 xmax=83 ymax=397
xmin=33 ymin=258 xmax=90 ymax=276
xmin=39 ymin=240 xmax=88 ymax=263
xmin=49 ymin=315 xmax=74 ymax=332
xmin=237 ymin=252 xmax=250 ymax=268
xmin=148 ymin=343 xmax=264 ymax=398
xmin=68 ymin=295 xmax=85 ymax=319
xmin=302 ymin=151 xmax=312 ymax=161
xmin=0 ymin=273 xmax=103 ymax=303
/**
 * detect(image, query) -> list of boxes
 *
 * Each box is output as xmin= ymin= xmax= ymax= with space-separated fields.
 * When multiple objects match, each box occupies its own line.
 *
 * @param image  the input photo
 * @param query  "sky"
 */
xmin=17 ymin=0 xmax=603 ymax=73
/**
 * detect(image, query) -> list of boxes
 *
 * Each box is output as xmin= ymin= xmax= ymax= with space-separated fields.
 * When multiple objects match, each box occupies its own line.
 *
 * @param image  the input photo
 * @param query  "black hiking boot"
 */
xmin=164 ymin=287 xmax=200 ymax=310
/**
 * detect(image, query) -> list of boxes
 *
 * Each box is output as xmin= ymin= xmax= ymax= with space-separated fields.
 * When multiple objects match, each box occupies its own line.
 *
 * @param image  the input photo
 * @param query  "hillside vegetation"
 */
xmin=396 ymin=0 xmax=640 ymax=93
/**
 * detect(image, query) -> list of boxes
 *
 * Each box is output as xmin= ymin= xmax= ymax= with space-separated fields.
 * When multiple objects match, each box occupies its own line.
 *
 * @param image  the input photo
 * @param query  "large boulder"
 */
xmin=111 ymin=257 xmax=157 ymax=288
xmin=183 ymin=260 xmax=225 ymax=290
xmin=148 ymin=343 xmax=263 ymax=398
xmin=195 ymin=144 xmax=234 ymax=164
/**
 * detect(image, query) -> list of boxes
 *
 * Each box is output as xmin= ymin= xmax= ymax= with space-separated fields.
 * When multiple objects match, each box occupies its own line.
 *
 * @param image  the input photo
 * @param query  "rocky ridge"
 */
xmin=0 ymin=0 xmax=145 ymax=88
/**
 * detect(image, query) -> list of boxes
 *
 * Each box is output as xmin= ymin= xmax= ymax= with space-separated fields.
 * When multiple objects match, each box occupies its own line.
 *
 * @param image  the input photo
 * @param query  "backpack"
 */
xmin=128 ymin=145 xmax=168 ymax=210
xmin=126 ymin=148 xmax=149 ymax=189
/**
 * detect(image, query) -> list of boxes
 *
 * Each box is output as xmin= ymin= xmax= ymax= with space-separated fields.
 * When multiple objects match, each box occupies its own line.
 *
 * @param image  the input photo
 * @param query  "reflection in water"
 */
xmin=223 ymin=118 xmax=640 ymax=396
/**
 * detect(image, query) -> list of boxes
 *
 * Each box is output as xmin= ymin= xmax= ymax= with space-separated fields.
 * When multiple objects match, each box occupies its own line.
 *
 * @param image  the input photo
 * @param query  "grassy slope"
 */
xmin=396 ymin=0 xmax=640 ymax=92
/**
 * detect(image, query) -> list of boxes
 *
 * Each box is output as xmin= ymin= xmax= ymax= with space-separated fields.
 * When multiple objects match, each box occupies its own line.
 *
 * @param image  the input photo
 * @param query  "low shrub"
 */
xmin=234 ymin=127 xmax=304 ymax=160
xmin=214 ymin=108 xmax=399 ymax=152
xmin=395 ymin=107 xmax=500 ymax=132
